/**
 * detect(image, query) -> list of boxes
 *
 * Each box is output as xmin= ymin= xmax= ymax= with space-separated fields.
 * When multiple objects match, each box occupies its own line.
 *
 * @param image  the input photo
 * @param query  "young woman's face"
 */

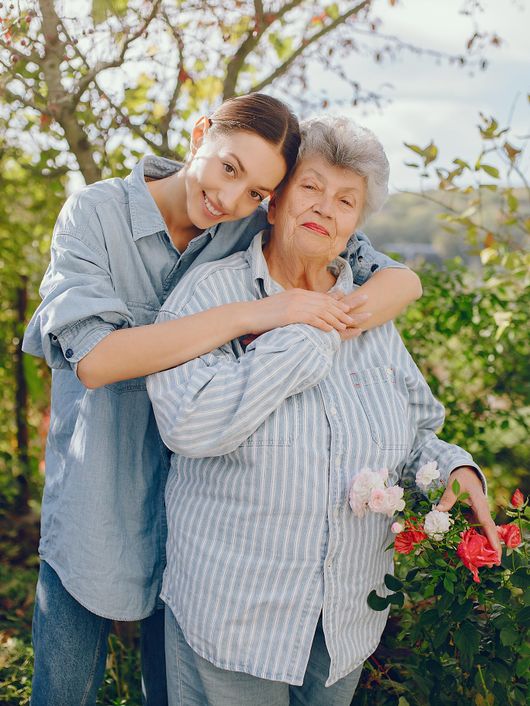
xmin=185 ymin=122 xmax=288 ymax=229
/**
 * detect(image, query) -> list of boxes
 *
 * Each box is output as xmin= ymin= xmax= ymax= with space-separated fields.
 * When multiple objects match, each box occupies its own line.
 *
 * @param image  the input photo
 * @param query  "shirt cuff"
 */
xmin=52 ymin=316 xmax=117 ymax=366
xmin=296 ymin=324 xmax=341 ymax=356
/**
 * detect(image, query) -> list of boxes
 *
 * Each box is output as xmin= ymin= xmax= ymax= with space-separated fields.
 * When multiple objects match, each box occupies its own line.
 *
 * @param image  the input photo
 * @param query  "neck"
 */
xmin=263 ymin=236 xmax=336 ymax=292
xmin=147 ymin=168 xmax=202 ymax=251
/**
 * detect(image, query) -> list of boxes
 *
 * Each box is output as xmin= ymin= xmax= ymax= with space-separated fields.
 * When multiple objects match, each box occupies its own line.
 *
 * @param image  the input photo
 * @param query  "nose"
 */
xmin=313 ymin=192 xmax=334 ymax=219
xmin=219 ymin=183 xmax=247 ymax=214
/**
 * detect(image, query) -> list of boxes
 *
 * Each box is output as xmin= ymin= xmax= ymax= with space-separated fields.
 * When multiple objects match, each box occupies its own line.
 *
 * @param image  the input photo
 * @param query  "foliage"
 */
xmin=0 ymin=0 xmax=500 ymax=183
xmin=354 ymin=485 xmax=529 ymax=706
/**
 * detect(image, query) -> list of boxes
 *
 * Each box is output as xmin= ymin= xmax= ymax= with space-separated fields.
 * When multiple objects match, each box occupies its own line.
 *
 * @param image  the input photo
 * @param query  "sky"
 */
xmin=309 ymin=0 xmax=529 ymax=191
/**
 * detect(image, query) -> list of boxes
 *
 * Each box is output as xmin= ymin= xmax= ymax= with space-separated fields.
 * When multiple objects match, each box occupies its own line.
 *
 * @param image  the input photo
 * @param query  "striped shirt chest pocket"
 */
xmin=351 ymin=365 xmax=409 ymax=451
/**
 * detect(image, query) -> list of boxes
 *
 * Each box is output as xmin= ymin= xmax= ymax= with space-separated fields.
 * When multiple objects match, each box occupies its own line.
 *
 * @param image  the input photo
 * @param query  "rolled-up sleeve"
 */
xmin=347 ymin=231 xmax=408 ymax=286
xmin=23 ymin=228 xmax=133 ymax=370
xmin=401 ymin=345 xmax=487 ymax=494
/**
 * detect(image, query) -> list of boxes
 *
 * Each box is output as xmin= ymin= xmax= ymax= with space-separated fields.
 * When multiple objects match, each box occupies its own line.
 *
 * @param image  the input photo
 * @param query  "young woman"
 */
xmin=23 ymin=93 xmax=421 ymax=706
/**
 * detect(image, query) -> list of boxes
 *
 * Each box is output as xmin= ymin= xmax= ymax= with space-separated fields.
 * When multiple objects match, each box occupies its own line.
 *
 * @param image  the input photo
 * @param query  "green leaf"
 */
xmin=454 ymin=621 xmax=480 ymax=667
xmin=384 ymin=573 xmax=403 ymax=591
xmin=443 ymin=575 xmax=455 ymax=593
xmin=517 ymin=605 xmax=530 ymax=627
xmin=480 ymin=164 xmax=500 ymax=178
xmin=451 ymin=479 xmax=461 ymax=495
xmin=511 ymin=568 xmax=530 ymax=589
xmin=92 ymin=0 xmax=128 ymax=24
xmin=388 ymin=591 xmax=404 ymax=607
xmin=499 ymin=627 xmax=519 ymax=646
xmin=367 ymin=590 xmax=390 ymax=611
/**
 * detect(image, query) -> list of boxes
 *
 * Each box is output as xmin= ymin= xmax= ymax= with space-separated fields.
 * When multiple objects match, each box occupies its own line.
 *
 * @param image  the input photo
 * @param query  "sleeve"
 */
xmin=146 ymin=270 xmax=340 ymax=458
xmin=22 ymin=211 xmax=134 ymax=370
xmin=347 ymin=230 xmax=408 ymax=286
xmin=400 ymin=344 xmax=488 ymax=494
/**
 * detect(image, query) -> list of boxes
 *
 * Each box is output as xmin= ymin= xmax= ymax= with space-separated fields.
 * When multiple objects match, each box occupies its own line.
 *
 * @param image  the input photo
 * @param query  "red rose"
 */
xmin=497 ymin=524 xmax=522 ymax=548
xmin=511 ymin=489 xmax=525 ymax=508
xmin=456 ymin=528 xmax=500 ymax=583
xmin=394 ymin=520 xmax=427 ymax=555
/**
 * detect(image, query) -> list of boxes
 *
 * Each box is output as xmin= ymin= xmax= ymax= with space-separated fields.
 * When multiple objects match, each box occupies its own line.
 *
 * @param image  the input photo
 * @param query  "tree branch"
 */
xmin=223 ymin=0 xmax=311 ymax=99
xmin=71 ymin=0 xmax=163 ymax=106
xmin=249 ymin=0 xmax=371 ymax=94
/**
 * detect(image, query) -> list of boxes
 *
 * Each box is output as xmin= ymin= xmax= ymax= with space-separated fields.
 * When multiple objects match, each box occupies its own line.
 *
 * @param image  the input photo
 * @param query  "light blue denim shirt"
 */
xmin=23 ymin=156 xmax=408 ymax=621
xmin=147 ymin=232 xmax=484 ymax=685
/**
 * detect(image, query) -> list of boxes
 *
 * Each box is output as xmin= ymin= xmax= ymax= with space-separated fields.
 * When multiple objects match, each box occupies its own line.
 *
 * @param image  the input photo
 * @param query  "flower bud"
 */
xmin=511 ymin=489 xmax=524 ymax=508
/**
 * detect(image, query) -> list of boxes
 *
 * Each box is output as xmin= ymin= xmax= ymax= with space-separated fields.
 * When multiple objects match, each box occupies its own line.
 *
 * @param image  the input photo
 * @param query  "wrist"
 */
xmin=230 ymin=300 xmax=256 ymax=337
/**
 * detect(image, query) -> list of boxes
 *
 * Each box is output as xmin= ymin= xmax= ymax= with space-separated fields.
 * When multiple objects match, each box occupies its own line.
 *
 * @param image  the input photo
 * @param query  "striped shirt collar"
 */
xmin=247 ymin=229 xmax=355 ymax=296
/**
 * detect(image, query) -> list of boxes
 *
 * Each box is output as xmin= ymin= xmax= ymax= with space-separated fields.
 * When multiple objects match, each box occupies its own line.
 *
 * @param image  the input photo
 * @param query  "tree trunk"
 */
xmin=14 ymin=277 xmax=30 ymax=514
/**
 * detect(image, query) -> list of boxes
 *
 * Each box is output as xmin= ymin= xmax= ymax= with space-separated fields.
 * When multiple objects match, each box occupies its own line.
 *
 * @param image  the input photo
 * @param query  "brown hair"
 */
xmin=209 ymin=93 xmax=300 ymax=175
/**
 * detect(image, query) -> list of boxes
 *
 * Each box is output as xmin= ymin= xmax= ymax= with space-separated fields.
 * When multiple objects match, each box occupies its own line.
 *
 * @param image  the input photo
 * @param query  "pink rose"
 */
xmin=497 ymin=524 xmax=522 ymax=548
xmin=456 ymin=528 xmax=500 ymax=583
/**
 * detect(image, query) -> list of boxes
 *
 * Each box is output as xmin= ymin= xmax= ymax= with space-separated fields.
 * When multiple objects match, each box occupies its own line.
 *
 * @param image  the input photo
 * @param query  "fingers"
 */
xmin=340 ymin=328 xmax=362 ymax=341
xmin=471 ymin=496 xmax=503 ymax=561
xmin=436 ymin=486 xmax=457 ymax=513
xmin=341 ymin=292 xmax=369 ymax=311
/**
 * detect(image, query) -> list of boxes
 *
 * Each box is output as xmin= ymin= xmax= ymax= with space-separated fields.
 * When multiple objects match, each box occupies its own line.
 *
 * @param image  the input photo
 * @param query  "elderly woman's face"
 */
xmin=267 ymin=154 xmax=366 ymax=261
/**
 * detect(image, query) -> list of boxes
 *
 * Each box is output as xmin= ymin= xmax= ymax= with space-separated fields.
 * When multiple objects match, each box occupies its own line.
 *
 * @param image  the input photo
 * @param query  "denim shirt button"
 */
xmin=65 ymin=348 xmax=74 ymax=359
xmin=371 ymin=263 xmax=379 ymax=272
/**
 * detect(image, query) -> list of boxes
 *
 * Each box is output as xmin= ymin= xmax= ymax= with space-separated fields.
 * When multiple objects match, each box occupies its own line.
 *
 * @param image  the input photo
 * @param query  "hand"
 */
xmin=331 ymin=290 xmax=372 ymax=340
xmin=437 ymin=466 xmax=502 ymax=561
xmin=249 ymin=289 xmax=370 ymax=335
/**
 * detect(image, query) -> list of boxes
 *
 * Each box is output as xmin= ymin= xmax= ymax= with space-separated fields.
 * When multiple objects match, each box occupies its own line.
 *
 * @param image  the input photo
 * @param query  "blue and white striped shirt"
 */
xmin=147 ymin=231 xmax=481 ymax=686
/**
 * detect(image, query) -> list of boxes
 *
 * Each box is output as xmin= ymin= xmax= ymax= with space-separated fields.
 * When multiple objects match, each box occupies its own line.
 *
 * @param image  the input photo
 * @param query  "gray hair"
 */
xmin=297 ymin=115 xmax=389 ymax=224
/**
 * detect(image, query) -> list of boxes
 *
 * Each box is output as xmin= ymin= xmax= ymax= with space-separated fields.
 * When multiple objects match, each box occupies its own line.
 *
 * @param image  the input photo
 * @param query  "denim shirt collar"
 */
xmin=126 ymin=155 xmax=220 ymax=245
xmin=247 ymin=229 xmax=354 ymax=297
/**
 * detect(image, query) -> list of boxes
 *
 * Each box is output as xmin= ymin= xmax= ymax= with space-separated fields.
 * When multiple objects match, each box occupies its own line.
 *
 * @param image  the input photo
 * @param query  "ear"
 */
xmin=267 ymin=192 xmax=277 ymax=225
xmin=190 ymin=116 xmax=211 ymax=155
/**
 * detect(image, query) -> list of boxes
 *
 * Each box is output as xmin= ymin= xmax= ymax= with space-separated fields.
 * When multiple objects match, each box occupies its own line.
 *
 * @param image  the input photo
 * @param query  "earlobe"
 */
xmin=190 ymin=115 xmax=210 ymax=155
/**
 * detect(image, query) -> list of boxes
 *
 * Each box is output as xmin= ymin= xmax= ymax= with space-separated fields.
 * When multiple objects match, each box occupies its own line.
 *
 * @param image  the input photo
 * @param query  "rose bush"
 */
xmin=353 ymin=477 xmax=529 ymax=706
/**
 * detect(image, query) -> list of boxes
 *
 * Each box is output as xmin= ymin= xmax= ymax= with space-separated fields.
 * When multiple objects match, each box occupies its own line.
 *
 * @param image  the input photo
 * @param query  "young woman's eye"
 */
xmin=223 ymin=163 xmax=235 ymax=175
xmin=250 ymin=190 xmax=264 ymax=202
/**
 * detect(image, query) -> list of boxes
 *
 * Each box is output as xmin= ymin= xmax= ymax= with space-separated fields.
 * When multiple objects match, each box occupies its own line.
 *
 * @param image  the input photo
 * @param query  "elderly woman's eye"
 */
xmin=302 ymin=184 xmax=316 ymax=190
xmin=341 ymin=199 xmax=353 ymax=207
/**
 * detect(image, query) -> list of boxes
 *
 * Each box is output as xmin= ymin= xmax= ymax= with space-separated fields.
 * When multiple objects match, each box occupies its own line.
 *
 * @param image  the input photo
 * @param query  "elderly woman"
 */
xmin=147 ymin=117 xmax=498 ymax=706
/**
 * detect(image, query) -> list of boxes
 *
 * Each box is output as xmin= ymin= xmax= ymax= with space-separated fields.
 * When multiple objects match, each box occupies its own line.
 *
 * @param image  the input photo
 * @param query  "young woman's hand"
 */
xmin=247 ymin=289 xmax=371 ymax=335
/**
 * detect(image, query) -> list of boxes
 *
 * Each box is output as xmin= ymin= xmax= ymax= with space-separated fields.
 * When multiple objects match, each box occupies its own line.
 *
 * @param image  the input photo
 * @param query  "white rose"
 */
xmin=416 ymin=461 xmax=441 ymax=490
xmin=423 ymin=508 xmax=452 ymax=540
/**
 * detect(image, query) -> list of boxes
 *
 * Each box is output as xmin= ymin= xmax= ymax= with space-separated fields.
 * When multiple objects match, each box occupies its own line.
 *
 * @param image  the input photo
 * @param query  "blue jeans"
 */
xmin=30 ymin=561 xmax=167 ymax=706
xmin=165 ymin=607 xmax=363 ymax=706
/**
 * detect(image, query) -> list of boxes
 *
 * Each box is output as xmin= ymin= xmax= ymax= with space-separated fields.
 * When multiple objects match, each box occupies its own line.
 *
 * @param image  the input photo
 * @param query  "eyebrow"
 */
xmin=301 ymin=168 xmax=362 ymax=193
xmin=226 ymin=152 xmax=275 ymax=193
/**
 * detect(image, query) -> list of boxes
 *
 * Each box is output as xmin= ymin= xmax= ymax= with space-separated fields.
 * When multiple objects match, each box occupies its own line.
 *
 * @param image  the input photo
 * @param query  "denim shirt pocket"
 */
xmin=104 ymin=301 xmax=160 ymax=394
xmin=351 ymin=365 xmax=409 ymax=451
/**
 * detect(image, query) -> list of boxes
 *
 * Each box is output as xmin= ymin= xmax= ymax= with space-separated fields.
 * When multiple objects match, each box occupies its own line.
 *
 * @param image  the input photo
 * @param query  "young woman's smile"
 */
xmin=186 ymin=129 xmax=287 ymax=229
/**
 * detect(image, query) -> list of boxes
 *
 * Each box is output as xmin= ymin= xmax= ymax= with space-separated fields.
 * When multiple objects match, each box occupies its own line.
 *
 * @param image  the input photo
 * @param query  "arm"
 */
xmin=399 ymin=341 xmax=501 ymax=558
xmin=23 ymin=203 xmax=355 ymax=388
xmin=147 ymin=318 xmax=339 ymax=458
xmin=341 ymin=232 xmax=422 ymax=332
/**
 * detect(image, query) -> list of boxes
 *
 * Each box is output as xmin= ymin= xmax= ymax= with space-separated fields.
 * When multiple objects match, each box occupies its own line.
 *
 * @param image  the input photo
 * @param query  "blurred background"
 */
xmin=0 ymin=1 xmax=528 ymax=703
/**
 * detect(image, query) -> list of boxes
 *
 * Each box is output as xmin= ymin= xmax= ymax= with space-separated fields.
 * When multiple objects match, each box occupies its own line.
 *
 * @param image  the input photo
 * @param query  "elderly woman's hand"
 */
xmin=437 ymin=466 xmax=503 ymax=561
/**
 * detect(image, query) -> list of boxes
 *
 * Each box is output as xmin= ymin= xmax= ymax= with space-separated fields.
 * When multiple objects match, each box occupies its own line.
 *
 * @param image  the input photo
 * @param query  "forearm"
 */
xmin=349 ymin=268 xmax=422 ymax=330
xmin=77 ymin=301 xmax=253 ymax=388
xmin=148 ymin=324 xmax=338 ymax=457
